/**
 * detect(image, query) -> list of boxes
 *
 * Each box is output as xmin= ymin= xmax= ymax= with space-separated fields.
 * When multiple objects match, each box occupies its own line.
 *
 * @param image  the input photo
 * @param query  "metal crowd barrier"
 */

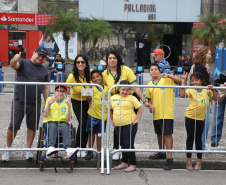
xmin=0 ymin=81 xmax=106 ymax=174
xmin=106 ymin=84 xmax=226 ymax=174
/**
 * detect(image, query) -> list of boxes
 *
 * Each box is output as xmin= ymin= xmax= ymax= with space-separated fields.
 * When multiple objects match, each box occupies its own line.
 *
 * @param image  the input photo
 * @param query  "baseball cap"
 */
xmin=55 ymin=82 xmax=68 ymax=91
xmin=151 ymin=49 xmax=165 ymax=55
xmin=35 ymin=47 xmax=48 ymax=56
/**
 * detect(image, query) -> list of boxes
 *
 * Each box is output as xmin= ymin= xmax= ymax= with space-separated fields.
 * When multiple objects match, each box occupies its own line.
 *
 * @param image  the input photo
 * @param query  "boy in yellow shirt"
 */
xmin=44 ymin=82 xmax=78 ymax=158
xmin=146 ymin=64 xmax=181 ymax=170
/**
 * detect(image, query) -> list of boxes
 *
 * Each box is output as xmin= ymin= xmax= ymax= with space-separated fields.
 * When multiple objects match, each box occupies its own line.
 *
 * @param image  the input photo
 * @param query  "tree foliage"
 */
xmin=192 ymin=12 xmax=226 ymax=48
xmin=43 ymin=8 xmax=81 ymax=59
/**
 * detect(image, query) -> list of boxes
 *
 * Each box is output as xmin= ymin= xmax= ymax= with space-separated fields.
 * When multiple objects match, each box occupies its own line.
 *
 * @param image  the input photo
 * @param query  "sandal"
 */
xmin=114 ymin=162 xmax=128 ymax=170
xmin=125 ymin=165 xmax=136 ymax=172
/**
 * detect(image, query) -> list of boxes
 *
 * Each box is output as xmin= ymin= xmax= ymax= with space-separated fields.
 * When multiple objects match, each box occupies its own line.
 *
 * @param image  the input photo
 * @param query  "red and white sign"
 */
xmin=0 ymin=13 xmax=35 ymax=25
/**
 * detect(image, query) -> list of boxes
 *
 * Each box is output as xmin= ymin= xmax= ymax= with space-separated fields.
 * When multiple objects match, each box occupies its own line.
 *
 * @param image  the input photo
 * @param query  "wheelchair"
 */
xmin=36 ymin=122 xmax=77 ymax=172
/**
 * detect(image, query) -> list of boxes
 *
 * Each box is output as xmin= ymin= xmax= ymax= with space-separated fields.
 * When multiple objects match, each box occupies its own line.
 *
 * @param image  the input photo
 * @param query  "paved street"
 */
xmin=0 ymin=168 xmax=226 ymax=185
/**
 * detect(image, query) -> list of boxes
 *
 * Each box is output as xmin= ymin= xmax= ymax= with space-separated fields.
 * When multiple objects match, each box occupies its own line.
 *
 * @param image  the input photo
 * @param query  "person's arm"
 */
xmin=180 ymin=72 xmax=188 ymax=98
xmin=43 ymin=85 xmax=50 ymax=103
xmin=10 ymin=52 xmax=21 ymax=70
xmin=110 ymin=109 xmax=115 ymax=126
xmin=65 ymin=96 xmax=71 ymax=122
xmin=187 ymin=65 xmax=194 ymax=86
xmin=131 ymin=81 xmax=152 ymax=109
xmin=132 ymin=106 xmax=142 ymax=125
xmin=161 ymin=73 xmax=182 ymax=84
xmin=207 ymin=85 xmax=218 ymax=101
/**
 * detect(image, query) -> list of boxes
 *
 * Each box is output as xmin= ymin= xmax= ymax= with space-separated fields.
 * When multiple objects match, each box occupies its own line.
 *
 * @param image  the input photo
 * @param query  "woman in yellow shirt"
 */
xmin=66 ymin=54 xmax=91 ymax=157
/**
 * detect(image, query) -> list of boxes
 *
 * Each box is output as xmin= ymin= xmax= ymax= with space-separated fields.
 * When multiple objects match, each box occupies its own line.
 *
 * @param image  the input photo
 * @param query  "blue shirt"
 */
xmin=158 ymin=59 xmax=171 ymax=74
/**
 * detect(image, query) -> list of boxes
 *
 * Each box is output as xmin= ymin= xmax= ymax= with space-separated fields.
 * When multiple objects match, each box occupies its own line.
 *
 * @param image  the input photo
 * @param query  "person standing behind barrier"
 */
xmin=85 ymin=70 xmax=108 ymax=160
xmin=210 ymin=71 xmax=226 ymax=147
xmin=66 ymin=54 xmax=91 ymax=158
xmin=146 ymin=63 xmax=182 ymax=170
xmin=151 ymin=49 xmax=171 ymax=74
xmin=110 ymin=80 xmax=142 ymax=172
xmin=50 ymin=54 xmax=65 ymax=83
xmin=44 ymin=83 xmax=78 ymax=158
xmin=102 ymin=50 xmax=151 ymax=160
xmin=180 ymin=72 xmax=217 ymax=171
xmin=2 ymin=47 xmax=50 ymax=162
xmin=187 ymin=46 xmax=211 ymax=151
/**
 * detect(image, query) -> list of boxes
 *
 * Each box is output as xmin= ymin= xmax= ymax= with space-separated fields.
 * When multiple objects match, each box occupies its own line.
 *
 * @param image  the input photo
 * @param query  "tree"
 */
xmin=83 ymin=16 xmax=111 ymax=49
xmin=192 ymin=12 xmax=226 ymax=48
xmin=43 ymin=8 xmax=81 ymax=59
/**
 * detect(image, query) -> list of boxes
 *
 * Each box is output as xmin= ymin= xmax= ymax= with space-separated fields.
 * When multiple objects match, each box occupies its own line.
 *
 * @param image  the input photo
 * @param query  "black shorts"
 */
xmin=153 ymin=119 xmax=174 ymax=135
xmin=8 ymin=99 xmax=41 ymax=131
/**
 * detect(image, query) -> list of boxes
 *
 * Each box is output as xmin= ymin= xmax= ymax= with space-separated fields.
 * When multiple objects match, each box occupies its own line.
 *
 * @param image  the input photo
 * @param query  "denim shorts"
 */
xmin=86 ymin=115 xmax=102 ymax=134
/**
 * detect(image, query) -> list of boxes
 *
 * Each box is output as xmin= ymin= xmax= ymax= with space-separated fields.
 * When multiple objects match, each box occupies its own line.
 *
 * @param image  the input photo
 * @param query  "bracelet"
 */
xmin=143 ymin=100 xmax=147 ymax=104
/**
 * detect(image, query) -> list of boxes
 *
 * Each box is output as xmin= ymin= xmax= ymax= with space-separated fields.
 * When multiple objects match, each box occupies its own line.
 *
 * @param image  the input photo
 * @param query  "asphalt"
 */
xmin=0 ymin=65 xmax=226 ymax=171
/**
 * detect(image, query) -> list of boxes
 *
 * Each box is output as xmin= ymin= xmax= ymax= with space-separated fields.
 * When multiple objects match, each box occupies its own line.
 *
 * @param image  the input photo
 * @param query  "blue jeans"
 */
xmin=211 ymin=98 xmax=226 ymax=144
xmin=50 ymin=69 xmax=56 ymax=80
xmin=201 ymin=106 xmax=210 ymax=150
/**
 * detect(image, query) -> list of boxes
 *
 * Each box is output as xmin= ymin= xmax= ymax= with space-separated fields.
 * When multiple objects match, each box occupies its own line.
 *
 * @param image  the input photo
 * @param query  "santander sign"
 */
xmin=0 ymin=13 xmax=35 ymax=25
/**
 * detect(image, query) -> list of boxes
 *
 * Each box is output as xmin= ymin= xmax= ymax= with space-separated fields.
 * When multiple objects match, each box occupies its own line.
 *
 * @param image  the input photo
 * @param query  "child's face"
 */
xmin=55 ymin=87 xmax=67 ymax=101
xmin=191 ymin=76 xmax=203 ymax=86
xmin=92 ymin=72 xmax=103 ymax=85
xmin=118 ymin=87 xmax=130 ymax=97
xmin=149 ymin=66 xmax=160 ymax=78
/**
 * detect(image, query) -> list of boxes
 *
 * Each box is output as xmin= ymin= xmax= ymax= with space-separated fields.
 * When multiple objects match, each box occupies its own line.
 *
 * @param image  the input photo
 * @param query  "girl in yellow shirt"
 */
xmin=110 ymin=80 xmax=142 ymax=172
xmin=180 ymin=72 xmax=217 ymax=171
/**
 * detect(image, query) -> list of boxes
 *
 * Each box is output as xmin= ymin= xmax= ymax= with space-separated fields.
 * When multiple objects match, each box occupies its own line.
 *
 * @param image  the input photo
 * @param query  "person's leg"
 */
xmin=113 ymin=127 xmax=119 ymax=149
xmin=121 ymin=124 xmax=137 ymax=166
xmin=47 ymin=122 xmax=58 ymax=147
xmin=26 ymin=102 xmax=41 ymax=148
xmin=195 ymin=120 xmax=204 ymax=159
xmin=185 ymin=117 xmax=195 ymax=158
xmin=50 ymin=69 xmax=55 ymax=81
xmin=71 ymin=99 xmax=89 ymax=148
xmin=59 ymin=123 xmax=71 ymax=149
xmin=96 ymin=133 xmax=101 ymax=152
xmin=164 ymin=135 xmax=173 ymax=159
xmin=6 ymin=129 xmax=17 ymax=147
xmin=211 ymin=100 xmax=226 ymax=144
xmin=202 ymin=106 xmax=210 ymax=150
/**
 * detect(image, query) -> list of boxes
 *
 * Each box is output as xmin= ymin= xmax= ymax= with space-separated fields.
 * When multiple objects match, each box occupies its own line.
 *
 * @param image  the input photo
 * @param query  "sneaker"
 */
xmin=85 ymin=151 xmax=93 ymax=160
xmin=2 ymin=151 xmax=11 ymax=162
xmin=149 ymin=152 xmax=166 ymax=159
xmin=211 ymin=142 xmax=218 ymax=147
xmin=112 ymin=149 xmax=120 ymax=160
xmin=164 ymin=158 xmax=173 ymax=170
xmin=50 ymin=80 xmax=54 ymax=83
xmin=66 ymin=148 xmax=79 ymax=158
xmin=25 ymin=151 xmax=34 ymax=160
xmin=77 ymin=150 xmax=86 ymax=158
xmin=46 ymin=146 xmax=58 ymax=156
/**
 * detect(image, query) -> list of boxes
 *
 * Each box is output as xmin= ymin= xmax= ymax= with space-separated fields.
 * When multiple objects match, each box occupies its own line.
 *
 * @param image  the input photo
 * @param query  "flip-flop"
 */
xmin=125 ymin=165 xmax=136 ymax=172
xmin=114 ymin=162 xmax=128 ymax=170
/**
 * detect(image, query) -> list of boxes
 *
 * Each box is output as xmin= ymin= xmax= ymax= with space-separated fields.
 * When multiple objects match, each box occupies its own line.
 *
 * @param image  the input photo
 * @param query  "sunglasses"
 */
xmin=55 ymin=90 xmax=66 ymax=93
xmin=76 ymin=61 xmax=86 ymax=64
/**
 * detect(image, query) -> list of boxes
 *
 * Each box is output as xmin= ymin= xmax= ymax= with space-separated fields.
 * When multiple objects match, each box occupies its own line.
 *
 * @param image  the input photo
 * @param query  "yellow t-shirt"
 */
xmin=146 ymin=78 xmax=177 ymax=120
xmin=43 ymin=97 xmax=73 ymax=124
xmin=88 ymin=85 xmax=108 ymax=121
xmin=66 ymin=69 xmax=92 ymax=101
xmin=102 ymin=65 xmax=136 ymax=95
xmin=185 ymin=89 xmax=213 ymax=120
xmin=110 ymin=94 xmax=141 ymax=126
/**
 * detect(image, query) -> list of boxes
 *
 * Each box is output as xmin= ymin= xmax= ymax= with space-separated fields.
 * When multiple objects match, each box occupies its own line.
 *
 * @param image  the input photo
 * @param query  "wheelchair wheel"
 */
xmin=36 ymin=127 xmax=44 ymax=165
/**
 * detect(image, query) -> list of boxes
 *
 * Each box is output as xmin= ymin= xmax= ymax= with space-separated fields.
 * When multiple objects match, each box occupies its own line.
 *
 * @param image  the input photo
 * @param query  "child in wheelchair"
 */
xmin=43 ymin=82 xmax=78 ymax=158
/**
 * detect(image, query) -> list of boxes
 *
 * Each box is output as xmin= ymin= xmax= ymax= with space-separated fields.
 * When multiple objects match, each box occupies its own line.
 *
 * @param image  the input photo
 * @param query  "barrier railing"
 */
xmin=0 ymin=81 xmax=106 ymax=174
xmin=106 ymin=84 xmax=225 ymax=174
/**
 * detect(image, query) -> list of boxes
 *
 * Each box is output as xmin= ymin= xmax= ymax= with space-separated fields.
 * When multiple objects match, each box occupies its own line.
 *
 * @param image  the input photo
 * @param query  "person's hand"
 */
xmin=149 ymin=104 xmax=155 ymax=113
xmin=54 ymin=68 xmax=57 ymax=72
xmin=220 ymin=84 xmax=226 ymax=87
xmin=132 ymin=120 xmax=139 ymax=125
xmin=112 ymin=121 xmax=115 ymax=127
xmin=13 ymin=52 xmax=21 ymax=62
xmin=161 ymin=73 xmax=169 ymax=78
xmin=181 ymin=71 xmax=188 ymax=83
xmin=49 ymin=94 xmax=57 ymax=104
xmin=207 ymin=85 xmax=213 ymax=90
xmin=65 ymin=95 xmax=71 ymax=106
xmin=144 ymin=102 xmax=152 ymax=109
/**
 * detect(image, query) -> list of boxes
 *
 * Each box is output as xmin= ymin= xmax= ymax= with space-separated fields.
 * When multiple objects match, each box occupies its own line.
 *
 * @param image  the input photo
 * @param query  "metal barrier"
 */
xmin=106 ymin=84 xmax=226 ymax=174
xmin=0 ymin=81 xmax=106 ymax=174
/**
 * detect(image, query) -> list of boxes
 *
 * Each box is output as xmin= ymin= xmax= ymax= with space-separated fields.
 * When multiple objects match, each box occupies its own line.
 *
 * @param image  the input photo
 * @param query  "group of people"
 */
xmin=1 ymin=45 xmax=222 ymax=173
xmin=176 ymin=54 xmax=193 ymax=73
